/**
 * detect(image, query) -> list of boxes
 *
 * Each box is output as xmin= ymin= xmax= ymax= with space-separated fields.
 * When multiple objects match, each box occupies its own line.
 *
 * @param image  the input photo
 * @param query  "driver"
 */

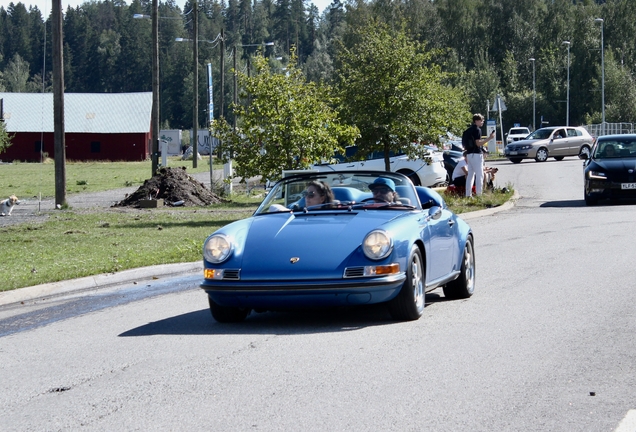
xmin=369 ymin=177 xmax=399 ymax=203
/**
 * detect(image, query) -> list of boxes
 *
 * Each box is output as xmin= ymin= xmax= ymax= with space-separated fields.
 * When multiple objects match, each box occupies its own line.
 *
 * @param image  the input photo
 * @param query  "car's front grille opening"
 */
xmin=344 ymin=267 xmax=365 ymax=278
xmin=223 ymin=269 xmax=241 ymax=280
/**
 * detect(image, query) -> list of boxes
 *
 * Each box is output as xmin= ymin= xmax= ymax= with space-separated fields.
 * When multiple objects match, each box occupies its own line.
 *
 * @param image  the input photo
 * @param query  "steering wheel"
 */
xmin=361 ymin=198 xmax=390 ymax=204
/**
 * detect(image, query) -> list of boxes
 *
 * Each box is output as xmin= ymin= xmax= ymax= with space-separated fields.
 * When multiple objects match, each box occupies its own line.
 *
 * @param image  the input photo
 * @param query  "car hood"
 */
xmin=508 ymin=137 xmax=548 ymax=146
xmin=224 ymin=211 xmax=405 ymax=280
xmin=589 ymin=158 xmax=636 ymax=173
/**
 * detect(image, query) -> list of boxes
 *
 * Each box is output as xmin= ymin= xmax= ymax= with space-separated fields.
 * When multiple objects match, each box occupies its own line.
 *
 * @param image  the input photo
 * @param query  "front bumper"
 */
xmin=585 ymin=180 xmax=636 ymax=202
xmin=505 ymin=148 xmax=536 ymax=158
xmin=200 ymin=274 xmax=407 ymax=308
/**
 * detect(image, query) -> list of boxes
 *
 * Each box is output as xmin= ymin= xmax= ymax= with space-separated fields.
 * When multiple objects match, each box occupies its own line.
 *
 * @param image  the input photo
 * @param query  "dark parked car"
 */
xmin=580 ymin=134 xmax=636 ymax=206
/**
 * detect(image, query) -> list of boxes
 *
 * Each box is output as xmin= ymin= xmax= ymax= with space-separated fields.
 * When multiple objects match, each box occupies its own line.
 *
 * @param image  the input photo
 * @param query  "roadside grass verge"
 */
xmin=0 ymin=158 xmax=220 ymax=198
xmin=2 ymin=203 xmax=259 ymax=292
xmin=443 ymin=186 xmax=515 ymax=213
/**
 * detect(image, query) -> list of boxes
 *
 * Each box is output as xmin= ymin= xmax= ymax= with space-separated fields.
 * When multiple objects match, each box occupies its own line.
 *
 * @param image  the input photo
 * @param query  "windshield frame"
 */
xmin=255 ymin=171 xmax=422 ymax=215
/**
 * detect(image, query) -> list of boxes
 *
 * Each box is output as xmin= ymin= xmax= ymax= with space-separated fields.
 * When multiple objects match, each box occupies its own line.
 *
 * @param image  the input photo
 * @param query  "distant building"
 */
xmin=0 ymin=92 xmax=152 ymax=162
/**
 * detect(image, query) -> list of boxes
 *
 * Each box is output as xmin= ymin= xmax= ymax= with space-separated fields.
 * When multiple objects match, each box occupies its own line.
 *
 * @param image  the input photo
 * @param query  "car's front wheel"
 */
xmin=508 ymin=158 xmax=522 ymax=164
xmin=535 ymin=148 xmax=549 ymax=162
xmin=208 ymin=297 xmax=251 ymax=323
xmin=554 ymin=156 xmax=565 ymax=161
xmin=584 ymin=193 xmax=598 ymax=206
xmin=579 ymin=145 xmax=591 ymax=159
xmin=388 ymin=245 xmax=425 ymax=321
xmin=443 ymin=236 xmax=475 ymax=299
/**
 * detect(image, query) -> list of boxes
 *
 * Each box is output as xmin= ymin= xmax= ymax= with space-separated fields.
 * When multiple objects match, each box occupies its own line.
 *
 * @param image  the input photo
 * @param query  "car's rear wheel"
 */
xmin=388 ymin=245 xmax=425 ymax=321
xmin=535 ymin=148 xmax=549 ymax=162
xmin=508 ymin=158 xmax=522 ymax=164
xmin=208 ymin=297 xmax=251 ymax=323
xmin=397 ymin=169 xmax=421 ymax=186
xmin=554 ymin=156 xmax=565 ymax=161
xmin=443 ymin=236 xmax=475 ymax=299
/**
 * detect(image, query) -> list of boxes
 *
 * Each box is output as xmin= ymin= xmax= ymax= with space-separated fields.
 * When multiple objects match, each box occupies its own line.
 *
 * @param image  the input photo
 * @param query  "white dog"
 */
xmin=1 ymin=195 xmax=18 ymax=216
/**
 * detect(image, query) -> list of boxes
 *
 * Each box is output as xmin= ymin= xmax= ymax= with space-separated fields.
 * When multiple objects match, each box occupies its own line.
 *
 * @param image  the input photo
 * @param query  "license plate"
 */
xmin=509 ymin=151 xmax=518 ymax=155
xmin=621 ymin=183 xmax=636 ymax=189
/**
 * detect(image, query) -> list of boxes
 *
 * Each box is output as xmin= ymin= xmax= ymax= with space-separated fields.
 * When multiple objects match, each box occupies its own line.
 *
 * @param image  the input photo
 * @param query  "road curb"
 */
xmin=1 ymin=190 xmax=518 ymax=308
xmin=0 ymin=261 xmax=203 ymax=307
xmin=459 ymin=189 xmax=520 ymax=220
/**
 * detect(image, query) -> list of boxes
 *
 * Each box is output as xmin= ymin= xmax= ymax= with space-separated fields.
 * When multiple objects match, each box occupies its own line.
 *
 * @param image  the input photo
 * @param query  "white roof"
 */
xmin=0 ymin=92 xmax=152 ymax=133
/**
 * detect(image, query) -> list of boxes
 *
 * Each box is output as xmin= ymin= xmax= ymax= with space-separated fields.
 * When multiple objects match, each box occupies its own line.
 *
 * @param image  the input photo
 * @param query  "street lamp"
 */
xmin=562 ymin=41 xmax=570 ymax=126
xmin=134 ymin=6 xmax=160 ymax=176
xmin=133 ymin=8 xmax=171 ymax=176
xmin=595 ymin=18 xmax=605 ymax=136
xmin=231 ymin=41 xmax=274 ymax=128
xmin=529 ymin=57 xmax=536 ymax=131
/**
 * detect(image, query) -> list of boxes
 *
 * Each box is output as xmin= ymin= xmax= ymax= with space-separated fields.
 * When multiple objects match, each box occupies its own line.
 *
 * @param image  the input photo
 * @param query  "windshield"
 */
xmin=526 ymin=129 xmax=553 ymax=140
xmin=256 ymin=171 xmax=421 ymax=215
xmin=592 ymin=139 xmax=636 ymax=159
xmin=509 ymin=128 xmax=529 ymax=135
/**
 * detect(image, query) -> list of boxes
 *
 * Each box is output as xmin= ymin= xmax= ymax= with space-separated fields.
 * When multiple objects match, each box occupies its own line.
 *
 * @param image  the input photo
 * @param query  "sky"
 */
xmin=0 ymin=0 xmax=332 ymax=15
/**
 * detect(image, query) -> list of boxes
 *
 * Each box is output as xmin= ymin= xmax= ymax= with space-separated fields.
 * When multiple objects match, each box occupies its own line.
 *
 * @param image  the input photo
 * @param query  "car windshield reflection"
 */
xmin=255 ymin=171 xmax=421 ymax=215
xmin=593 ymin=139 xmax=636 ymax=159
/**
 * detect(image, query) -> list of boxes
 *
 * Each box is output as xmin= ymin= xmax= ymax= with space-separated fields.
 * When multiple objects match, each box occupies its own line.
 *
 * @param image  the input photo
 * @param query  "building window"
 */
xmin=91 ymin=141 xmax=101 ymax=153
xmin=34 ymin=141 xmax=43 ymax=152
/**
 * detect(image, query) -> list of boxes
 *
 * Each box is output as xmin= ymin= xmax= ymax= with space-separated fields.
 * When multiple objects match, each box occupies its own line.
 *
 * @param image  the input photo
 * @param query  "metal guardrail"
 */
xmin=584 ymin=123 xmax=634 ymax=137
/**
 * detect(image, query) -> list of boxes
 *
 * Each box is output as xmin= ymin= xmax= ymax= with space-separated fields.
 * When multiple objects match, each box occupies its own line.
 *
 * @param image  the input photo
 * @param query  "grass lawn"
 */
xmin=0 ymin=157 xmax=220 ymax=198
xmin=1 ymin=160 xmax=513 ymax=292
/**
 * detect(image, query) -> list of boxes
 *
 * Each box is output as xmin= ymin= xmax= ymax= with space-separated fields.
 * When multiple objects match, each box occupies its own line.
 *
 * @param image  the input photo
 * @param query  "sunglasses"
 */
xmin=372 ymin=188 xmax=391 ymax=194
xmin=303 ymin=191 xmax=319 ymax=198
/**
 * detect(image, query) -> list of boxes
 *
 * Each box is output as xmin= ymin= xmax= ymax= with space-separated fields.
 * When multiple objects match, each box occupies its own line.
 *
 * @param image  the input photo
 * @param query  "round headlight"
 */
xmin=204 ymin=234 xmax=233 ymax=264
xmin=362 ymin=230 xmax=393 ymax=260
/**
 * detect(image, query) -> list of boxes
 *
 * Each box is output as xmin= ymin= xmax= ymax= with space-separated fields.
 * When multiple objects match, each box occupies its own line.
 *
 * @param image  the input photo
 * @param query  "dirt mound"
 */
xmin=114 ymin=167 xmax=226 ymax=207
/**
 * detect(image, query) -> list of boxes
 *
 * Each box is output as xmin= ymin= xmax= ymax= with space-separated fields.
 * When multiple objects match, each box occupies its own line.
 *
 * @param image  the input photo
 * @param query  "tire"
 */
xmin=443 ymin=236 xmax=475 ymax=299
xmin=579 ymin=145 xmax=591 ymax=159
xmin=388 ymin=245 xmax=425 ymax=321
xmin=208 ymin=297 xmax=251 ymax=323
xmin=398 ymin=170 xmax=421 ymax=186
xmin=554 ymin=156 xmax=565 ymax=161
xmin=535 ymin=148 xmax=549 ymax=162
xmin=584 ymin=193 xmax=598 ymax=206
xmin=509 ymin=158 xmax=522 ymax=164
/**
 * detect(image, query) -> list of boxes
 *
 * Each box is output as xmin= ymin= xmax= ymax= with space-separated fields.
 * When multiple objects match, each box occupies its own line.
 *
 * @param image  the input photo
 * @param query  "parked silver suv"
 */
xmin=504 ymin=126 xmax=593 ymax=163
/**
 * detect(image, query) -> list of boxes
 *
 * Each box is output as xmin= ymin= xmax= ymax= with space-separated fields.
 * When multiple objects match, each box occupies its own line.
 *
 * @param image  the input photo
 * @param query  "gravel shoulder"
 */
xmin=0 ymin=171 xmax=214 ymax=228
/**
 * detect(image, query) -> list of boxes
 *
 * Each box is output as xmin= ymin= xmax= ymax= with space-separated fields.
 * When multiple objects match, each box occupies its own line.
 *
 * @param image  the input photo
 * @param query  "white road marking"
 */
xmin=615 ymin=410 xmax=636 ymax=432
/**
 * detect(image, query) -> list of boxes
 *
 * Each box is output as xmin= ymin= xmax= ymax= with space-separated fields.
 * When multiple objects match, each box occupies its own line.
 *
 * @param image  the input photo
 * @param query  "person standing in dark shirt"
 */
xmin=463 ymin=113 xmax=495 ymax=197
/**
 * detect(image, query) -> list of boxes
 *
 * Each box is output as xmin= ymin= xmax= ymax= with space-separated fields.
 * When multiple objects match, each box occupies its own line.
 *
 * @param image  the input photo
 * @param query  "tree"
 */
xmin=335 ymin=21 xmax=470 ymax=171
xmin=211 ymin=51 xmax=358 ymax=182
xmin=4 ymin=54 xmax=31 ymax=92
xmin=0 ymin=120 xmax=13 ymax=154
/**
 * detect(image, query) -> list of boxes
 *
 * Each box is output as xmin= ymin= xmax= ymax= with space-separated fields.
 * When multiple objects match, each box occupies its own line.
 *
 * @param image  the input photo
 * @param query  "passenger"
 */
xmin=304 ymin=180 xmax=335 ymax=207
xmin=368 ymin=177 xmax=399 ymax=203
xmin=451 ymin=155 xmax=468 ymax=188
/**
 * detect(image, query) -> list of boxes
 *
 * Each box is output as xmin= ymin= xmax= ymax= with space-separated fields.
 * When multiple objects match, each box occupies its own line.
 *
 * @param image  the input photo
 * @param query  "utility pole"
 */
xmin=219 ymin=29 xmax=224 ymax=121
xmin=151 ymin=0 xmax=159 ymax=176
xmin=192 ymin=1 xmax=199 ymax=168
xmin=52 ymin=0 xmax=66 ymax=208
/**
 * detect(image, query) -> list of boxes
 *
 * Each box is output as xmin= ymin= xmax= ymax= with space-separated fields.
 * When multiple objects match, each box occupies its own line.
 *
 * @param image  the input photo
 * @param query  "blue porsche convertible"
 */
xmin=200 ymin=170 xmax=474 ymax=322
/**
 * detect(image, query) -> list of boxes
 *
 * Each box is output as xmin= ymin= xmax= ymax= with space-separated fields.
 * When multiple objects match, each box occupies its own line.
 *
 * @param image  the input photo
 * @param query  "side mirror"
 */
xmin=579 ymin=153 xmax=589 ymax=160
xmin=428 ymin=206 xmax=442 ymax=220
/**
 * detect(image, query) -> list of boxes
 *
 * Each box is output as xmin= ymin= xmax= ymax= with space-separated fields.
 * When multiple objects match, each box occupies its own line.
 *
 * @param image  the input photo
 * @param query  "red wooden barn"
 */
xmin=0 ymin=92 xmax=152 ymax=162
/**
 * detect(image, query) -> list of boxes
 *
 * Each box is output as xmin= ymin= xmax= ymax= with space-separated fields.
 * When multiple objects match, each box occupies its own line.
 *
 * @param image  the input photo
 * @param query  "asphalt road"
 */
xmin=1 ymin=157 xmax=636 ymax=431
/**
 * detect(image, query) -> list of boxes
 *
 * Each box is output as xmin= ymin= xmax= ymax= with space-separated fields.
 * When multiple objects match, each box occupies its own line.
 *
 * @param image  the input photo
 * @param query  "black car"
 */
xmin=580 ymin=134 xmax=636 ymax=206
